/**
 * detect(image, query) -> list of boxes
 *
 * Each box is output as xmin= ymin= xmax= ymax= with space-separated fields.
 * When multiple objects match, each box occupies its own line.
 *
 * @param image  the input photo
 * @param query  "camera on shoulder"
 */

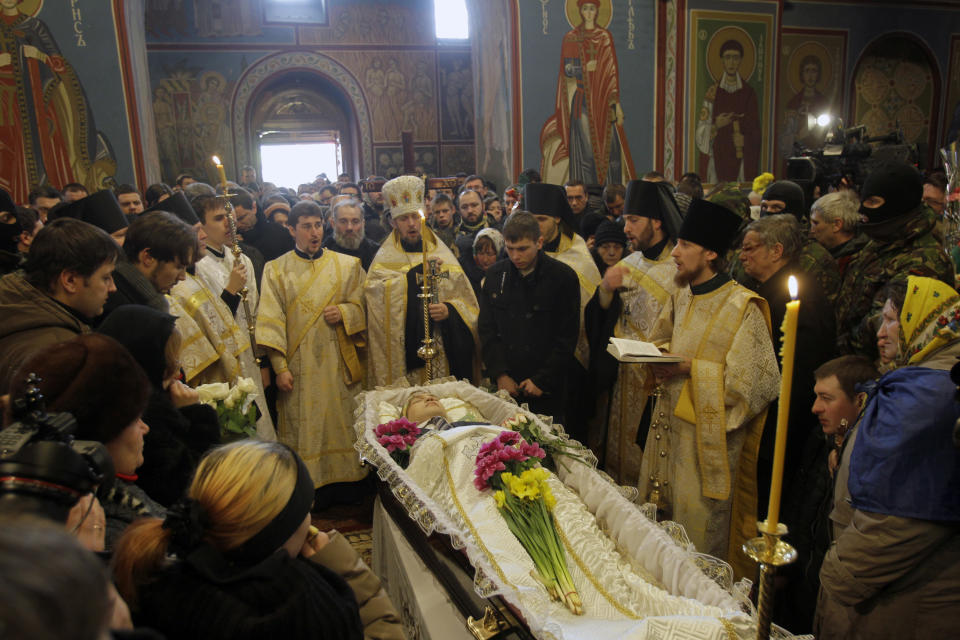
xmin=0 ymin=374 xmax=113 ymax=523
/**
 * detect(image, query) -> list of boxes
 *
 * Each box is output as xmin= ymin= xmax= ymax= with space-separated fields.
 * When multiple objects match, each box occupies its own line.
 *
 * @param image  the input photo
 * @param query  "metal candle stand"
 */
xmin=743 ymin=520 xmax=797 ymax=640
xmin=221 ymin=190 xmax=260 ymax=366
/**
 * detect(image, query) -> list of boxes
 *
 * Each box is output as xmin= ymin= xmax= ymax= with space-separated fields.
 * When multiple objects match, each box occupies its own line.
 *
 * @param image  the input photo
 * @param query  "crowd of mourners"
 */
xmin=0 ymin=158 xmax=957 ymax=640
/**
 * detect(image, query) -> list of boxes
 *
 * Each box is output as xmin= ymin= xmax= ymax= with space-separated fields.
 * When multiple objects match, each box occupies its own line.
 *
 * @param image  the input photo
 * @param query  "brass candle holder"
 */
xmin=743 ymin=520 xmax=797 ymax=640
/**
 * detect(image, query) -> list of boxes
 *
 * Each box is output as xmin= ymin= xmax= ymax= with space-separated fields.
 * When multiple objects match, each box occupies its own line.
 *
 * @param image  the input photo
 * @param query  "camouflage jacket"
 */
xmin=828 ymin=232 xmax=869 ymax=279
xmin=836 ymin=206 xmax=955 ymax=358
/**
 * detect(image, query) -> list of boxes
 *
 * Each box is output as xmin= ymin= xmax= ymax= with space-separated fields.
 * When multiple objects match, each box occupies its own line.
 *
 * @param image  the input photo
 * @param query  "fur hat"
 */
xmin=9 ymin=334 xmax=150 ymax=444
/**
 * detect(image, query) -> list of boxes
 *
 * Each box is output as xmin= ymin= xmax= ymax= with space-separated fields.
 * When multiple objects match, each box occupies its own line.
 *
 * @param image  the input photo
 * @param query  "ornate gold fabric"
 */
xmin=363 ymin=228 xmax=479 ymax=387
xmin=638 ymin=281 xmax=779 ymax=578
xmin=257 ymin=250 xmax=367 ymax=487
xmin=194 ymin=252 xmax=275 ymax=440
xmin=547 ymin=232 xmax=601 ymax=368
xmin=605 ymin=244 xmax=677 ymax=486
xmin=169 ymin=273 xmax=247 ymax=386
xmin=165 ymin=294 xmax=219 ymax=383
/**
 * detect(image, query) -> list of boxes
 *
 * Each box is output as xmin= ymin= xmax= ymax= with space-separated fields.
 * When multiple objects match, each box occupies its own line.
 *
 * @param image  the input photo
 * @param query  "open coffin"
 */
xmin=354 ymin=379 xmax=803 ymax=640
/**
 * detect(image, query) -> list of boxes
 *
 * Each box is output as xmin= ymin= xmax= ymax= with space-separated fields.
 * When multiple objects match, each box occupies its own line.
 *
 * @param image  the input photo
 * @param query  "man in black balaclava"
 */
xmin=761 ymin=180 xmax=806 ymax=219
xmin=835 ymin=162 xmax=955 ymax=357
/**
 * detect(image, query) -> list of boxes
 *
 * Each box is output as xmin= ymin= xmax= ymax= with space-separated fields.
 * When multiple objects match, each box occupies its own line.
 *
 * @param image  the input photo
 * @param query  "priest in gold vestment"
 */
xmin=364 ymin=175 xmax=479 ymax=387
xmin=639 ymin=198 xmax=779 ymax=579
xmin=587 ymin=180 xmax=682 ymax=486
xmin=256 ymin=201 xmax=367 ymax=488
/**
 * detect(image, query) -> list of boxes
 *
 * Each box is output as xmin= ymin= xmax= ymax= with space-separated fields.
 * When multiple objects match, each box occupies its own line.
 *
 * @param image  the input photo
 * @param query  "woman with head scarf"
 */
xmin=113 ymin=440 xmax=402 ymax=640
xmin=98 ymin=305 xmax=221 ymax=507
xmin=816 ymin=276 xmax=960 ymax=639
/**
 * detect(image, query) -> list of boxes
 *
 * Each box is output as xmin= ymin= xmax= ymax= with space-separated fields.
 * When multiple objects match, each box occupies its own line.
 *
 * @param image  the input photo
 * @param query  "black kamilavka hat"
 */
xmin=523 ymin=182 xmax=576 ymax=231
xmin=53 ymin=190 xmax=128 ymax=233
xmin=144 ymin=191 xmax=200 ymax=226
xmin=678 ymin=198 xmax=742 ymax=255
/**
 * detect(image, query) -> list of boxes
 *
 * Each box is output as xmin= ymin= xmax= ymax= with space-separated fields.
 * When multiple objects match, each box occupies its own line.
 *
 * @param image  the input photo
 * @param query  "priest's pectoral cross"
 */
xmin=416 ymin=260 xmax=449 ymax=303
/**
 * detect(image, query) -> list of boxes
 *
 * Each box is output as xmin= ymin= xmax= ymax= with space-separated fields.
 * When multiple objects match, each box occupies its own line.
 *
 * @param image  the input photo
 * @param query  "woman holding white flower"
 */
xmin=99 ymin=305 xmax=222 ymax=507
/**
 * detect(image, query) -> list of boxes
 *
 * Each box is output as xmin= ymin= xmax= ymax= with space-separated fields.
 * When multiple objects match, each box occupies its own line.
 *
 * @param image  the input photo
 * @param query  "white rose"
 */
xmin=196 ymin=382 xmax=230 ymax=405
xmin=237 ymin=377 xmax=256 ymax=395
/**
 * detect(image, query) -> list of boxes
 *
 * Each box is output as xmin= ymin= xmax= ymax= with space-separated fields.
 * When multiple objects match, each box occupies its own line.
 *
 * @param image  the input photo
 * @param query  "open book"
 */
xmin=606 ymin=337 xmax=683 ymax=363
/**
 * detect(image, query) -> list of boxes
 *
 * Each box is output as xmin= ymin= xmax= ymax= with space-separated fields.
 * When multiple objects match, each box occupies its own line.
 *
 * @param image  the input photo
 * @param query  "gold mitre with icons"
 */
xmin=382 ymin=175 xmax=425 ymax=218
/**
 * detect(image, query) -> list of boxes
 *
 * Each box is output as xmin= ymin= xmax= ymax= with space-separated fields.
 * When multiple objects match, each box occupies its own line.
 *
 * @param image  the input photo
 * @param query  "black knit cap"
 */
xmin=523 ymin=183 xmax=576 ymax=230
xmin=145 ymin=191 xmax=200 ymax=226
xmin=860 ymin=162 xmax=923 ymax=222
xmin=594 ymin=220 xmax=627 ymax=247
xmin=678 ymin=198 xmax=742 ymax=255
xmin=762 ymin=180 xmax=806 ymax=219
xmin=50 ymin=190 xmax=128 ymax=233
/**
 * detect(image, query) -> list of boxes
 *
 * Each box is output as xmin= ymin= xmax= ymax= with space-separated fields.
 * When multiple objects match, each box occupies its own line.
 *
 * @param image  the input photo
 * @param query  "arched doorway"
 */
xmin=247 ymin=71 xmax=357 ymax=186
xmin=232 ymin=51 xmax=374 ymax=179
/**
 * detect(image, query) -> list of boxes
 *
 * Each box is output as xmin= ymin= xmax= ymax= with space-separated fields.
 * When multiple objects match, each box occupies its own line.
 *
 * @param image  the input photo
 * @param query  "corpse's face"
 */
xmin=405 ymin=393 xmax=447 ymax=423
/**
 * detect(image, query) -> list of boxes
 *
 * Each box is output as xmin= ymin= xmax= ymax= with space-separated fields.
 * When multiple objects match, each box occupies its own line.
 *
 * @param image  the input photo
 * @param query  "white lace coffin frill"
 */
xmin=353 ymin=379 xmax=800 ymax=640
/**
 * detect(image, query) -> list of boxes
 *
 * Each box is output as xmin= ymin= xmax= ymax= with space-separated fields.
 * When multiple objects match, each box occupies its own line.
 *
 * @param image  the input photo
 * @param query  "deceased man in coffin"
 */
xmin=353 ymin=380 xmax=795 ymax=640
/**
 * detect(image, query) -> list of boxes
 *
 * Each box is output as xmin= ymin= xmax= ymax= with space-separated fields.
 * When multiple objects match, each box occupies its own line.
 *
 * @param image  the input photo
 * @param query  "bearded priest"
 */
xmin=364 ymin=175 xmax=479 ymax=386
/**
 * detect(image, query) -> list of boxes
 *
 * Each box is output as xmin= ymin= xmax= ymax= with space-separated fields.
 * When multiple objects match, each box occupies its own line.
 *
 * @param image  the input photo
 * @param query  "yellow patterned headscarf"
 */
xmin=751 ymin=172 xmax=775 ymax=194
xmin=898 ymin=275 xmax=960 ymax=366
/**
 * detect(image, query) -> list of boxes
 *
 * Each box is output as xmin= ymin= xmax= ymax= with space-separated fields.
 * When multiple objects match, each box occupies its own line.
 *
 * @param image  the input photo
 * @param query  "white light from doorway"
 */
xmin=435 ymin=0 xmax=468 ymax=40
xmin=260 ymin=142 xmax=339 ymax=189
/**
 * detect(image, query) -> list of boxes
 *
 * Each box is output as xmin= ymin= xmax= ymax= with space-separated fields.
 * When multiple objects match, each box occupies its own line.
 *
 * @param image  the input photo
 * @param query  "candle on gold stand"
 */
xmin=764 ymin=274 xmax=799 ymax=531
xmin=744 ymin=274 xmax=799 ymax=639
xmin=212 ymin=155 xmax=228 ymax=188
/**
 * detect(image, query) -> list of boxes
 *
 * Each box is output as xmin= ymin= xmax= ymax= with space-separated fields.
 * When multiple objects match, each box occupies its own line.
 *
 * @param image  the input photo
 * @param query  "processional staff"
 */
xmin=212 ymin=155 xmax=259 ymax=366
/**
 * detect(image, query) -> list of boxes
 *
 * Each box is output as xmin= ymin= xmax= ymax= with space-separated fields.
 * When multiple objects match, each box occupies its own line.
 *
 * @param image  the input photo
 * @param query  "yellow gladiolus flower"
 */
xmin=494 ymin=490 xmax=506 ymax=509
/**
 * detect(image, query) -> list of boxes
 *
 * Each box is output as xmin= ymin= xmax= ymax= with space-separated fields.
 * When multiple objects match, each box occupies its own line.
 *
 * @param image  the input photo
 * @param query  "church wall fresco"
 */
xmin=776 ymin=29 xmax=846 ymax=176
xmin=145 ymin=0 xmax=473 ymax=185
xmin=515 ymin=0 xmax=656 ymax=185
xmin=0 ymin=0 xmax=142 ymax=203
xmin=511 ymin=0 xmax=960 ymax=187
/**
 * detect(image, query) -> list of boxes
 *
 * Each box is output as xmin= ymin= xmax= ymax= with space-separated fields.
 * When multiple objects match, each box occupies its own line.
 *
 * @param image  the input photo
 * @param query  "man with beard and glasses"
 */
xmin=322 ymin=199 xmax=379 ymax=271
xmin=637 ymin=198 xmax=779 ymax=579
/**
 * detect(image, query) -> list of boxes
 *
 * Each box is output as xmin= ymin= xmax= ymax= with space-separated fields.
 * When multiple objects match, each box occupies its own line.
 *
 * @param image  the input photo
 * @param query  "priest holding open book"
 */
xmin=586 ymin=179 xmax=682 ymax=486
xmin=636 ymin=197 xmax=780 ymax=579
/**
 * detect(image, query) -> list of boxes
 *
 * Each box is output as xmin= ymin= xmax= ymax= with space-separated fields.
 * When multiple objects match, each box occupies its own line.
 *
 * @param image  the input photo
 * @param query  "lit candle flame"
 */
xmin=419 ymin=209 xmax=425 ymax=220
xmin=788 ymin=275 xmax=798 ymax=300
xmin=212 ymin=155 xmax=221 ymax=166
